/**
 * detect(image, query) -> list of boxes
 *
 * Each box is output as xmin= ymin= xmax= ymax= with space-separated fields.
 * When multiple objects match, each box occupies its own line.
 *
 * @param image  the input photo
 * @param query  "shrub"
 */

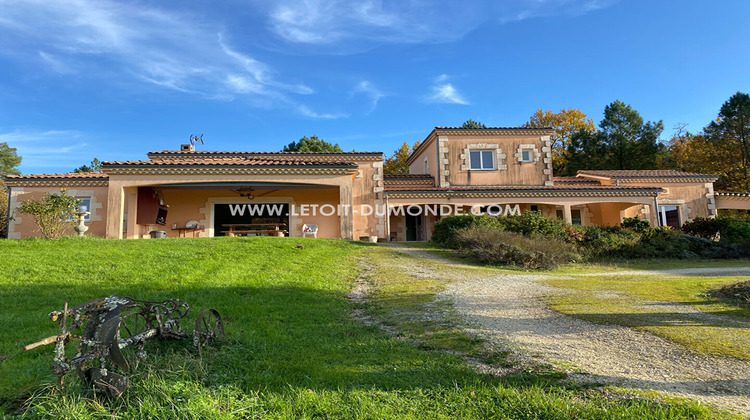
xmin=682 ymin=216 xmax=750 ymax=243
xmin=17 ymin=189 xmax=81 ymax=239
xmin=454 ymin=227 xmax=581 ymax=269
xmin=0 ymin=182 xmax=7 ymax=238
xmin=432 ymin=214 xmax=500 ymax=248
xmin=621 ymin=216 xmax=651 ymax=232
xmin=496 ymin=211 xmax=569 ymax=239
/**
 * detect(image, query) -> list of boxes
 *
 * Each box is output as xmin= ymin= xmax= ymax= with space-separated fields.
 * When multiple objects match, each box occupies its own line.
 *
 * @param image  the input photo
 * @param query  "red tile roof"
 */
xmin=103 ymin=157 xmax=357 ymax=167
xmin=577 ymin=170 xmax=716 ymax=179
xmin=552 ymin=176 xmax=599 ymax=184
xmin=383 ymin=174 xmax=434 ymax=179
xmin=4 ymin=172 xmax=109 ymax=180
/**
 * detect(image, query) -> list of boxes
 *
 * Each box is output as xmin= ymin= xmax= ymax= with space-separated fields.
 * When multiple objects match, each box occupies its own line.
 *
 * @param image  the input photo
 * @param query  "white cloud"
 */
xmin=296 ymin=105 xmax=348 ymax=120
xmin=428 ymin=75 xmax=469 ymax=105
xmin=263 ymin=0 xmax=618 ymax=50
xmin=0 ymin=0 xmax=319 ymax=116
xmin=0 ymin=129 xmax=92 ymax=171
xmin=352 ymin=81 xmax=386 ymax=114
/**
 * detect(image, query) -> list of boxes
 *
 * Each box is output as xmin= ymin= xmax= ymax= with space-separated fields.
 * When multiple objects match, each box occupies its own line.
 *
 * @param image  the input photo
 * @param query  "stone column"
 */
xmin=562 ymin=204 xmax=573 ymax=224
xmin=339 ymin=183 xmax=354 ymax=240
xmin=106 ymin=182 xmax=125 ymax=239
xmin=125 ymin=187 xmax=138 ymax=239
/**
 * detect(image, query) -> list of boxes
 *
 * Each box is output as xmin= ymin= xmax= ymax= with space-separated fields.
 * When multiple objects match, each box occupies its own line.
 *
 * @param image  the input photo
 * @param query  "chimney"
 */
xmin=180 ymin=144 xmax=194 ymax=152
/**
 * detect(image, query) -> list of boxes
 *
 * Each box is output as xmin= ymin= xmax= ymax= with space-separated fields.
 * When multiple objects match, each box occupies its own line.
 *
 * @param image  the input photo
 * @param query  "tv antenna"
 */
xmin=189 ymin=134 xmax=204 ymax=147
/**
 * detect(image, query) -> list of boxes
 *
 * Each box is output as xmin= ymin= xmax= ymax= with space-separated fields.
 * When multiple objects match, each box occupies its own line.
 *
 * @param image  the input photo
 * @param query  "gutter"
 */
xmin=385 ymin=191 xmax=391 ymax=242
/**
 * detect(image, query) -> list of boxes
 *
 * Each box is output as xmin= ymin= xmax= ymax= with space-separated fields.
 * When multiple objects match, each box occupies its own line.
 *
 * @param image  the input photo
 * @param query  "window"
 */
xmin=530 ymin=205 xmax=539 ymax=212
xmin=68 ymin=197 xmax=92 ymax=222
xmin=469 ymin=150 xmax=495 ymax=170
xmin=555 ymin=208 xmax=582 ymax=225
xmin=658 ymin=205 xmax=680 ymax=228
xmin=79 ymin=198 xmax=92 ymax=221
xmin=520 ymin=149 xmax=533 ymax=163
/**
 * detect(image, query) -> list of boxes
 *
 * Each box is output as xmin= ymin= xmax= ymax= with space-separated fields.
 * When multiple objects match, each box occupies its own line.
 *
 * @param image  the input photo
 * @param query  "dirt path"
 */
xmin=380 ymin=244 xmax=750 ymax=417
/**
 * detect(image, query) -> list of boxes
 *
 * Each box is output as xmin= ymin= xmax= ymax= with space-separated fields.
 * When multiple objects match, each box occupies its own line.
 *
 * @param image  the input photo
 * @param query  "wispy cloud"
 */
xmin=0 ymin=0 xmax=325 ymax=117
xmin=0 ymin=129 xmax=92 ymax=171
xmin=296 ymin=105 xmax=348 ymax=120
xmin=263 ymin=0 xmax=617 ymax=51
xmin=428 ymin=74 xmax=469 ymax=105
xmin=352 ymin=81 xmax=386 ymax=114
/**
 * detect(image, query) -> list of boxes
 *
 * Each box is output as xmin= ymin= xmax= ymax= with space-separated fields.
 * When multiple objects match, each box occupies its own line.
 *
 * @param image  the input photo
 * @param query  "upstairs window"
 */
xmin=520 ymin=149 xmax=533 ymax=163
xmin=469 ymin=150 xmax=495 ymax=170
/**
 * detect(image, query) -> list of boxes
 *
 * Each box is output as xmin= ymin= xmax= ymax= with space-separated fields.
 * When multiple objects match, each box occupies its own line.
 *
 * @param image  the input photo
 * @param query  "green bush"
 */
xmin=498 ymin=211 xmax=569 ymax=238
xmin=621 ymin=216 xmax=651 ymax=232
xmin=682 ymin=216 xmax=750 ymax=243
xmin=454 ymin=227 xmax=581 ymax=269
xmin=432 ymin=214 xmax=500 ymax=248
xmin=17 ymin=189 xmax=81 ymax=239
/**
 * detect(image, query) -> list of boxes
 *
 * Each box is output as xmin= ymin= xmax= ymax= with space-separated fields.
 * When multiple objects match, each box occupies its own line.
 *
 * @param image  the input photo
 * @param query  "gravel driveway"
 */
xmin=382 ymin=244 xmax=750 ymax=417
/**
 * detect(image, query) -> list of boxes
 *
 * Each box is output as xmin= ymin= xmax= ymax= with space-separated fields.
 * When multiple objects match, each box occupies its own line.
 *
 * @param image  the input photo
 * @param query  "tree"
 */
xmin=566 ymin=101 xmax=663 ymax=173
xmin=73 ymin=158 xmax=103 ymax=173
xmin=283 ymin=135 xmax=343 ymax=153
xmin=0 ymin=142 xmax=21 ymax=176
xmin=17 ymin=189 xmax=81 ymax=239
xmin=383 ymin=140 xmax=422 ymax=175
xmin=461 ymin=119 xmax=486 ymax=129
xmin=704 ymin=92 xmax=750 ymax=191
xmin=524 ymin=109 xmax=596 ymax=174
xmin=0 ymin=143 xmax=20 ymax=238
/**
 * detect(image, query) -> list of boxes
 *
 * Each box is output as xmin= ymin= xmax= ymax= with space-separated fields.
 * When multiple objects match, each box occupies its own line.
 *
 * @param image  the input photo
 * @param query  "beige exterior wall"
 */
xmin=8 ymin=186 xmax=109 ymax=239
xmin=716 ymin=197 xmax=750 ymax=210
xmin=408 ymin=138 xmax=438 ymax=179
xmin=446 ymin=135 xmax=548 ymax=186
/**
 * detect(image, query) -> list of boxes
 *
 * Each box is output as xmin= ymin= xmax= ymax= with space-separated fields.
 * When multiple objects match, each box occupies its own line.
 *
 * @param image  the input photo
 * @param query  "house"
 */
xmin=3 ymin=126 xmax=739 ymax=240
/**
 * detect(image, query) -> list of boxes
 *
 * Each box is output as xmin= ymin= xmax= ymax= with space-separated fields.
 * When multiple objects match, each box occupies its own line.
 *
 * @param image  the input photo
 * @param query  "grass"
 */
xmin=542 ymin=272 xmax=750 ymax=360
xmin=0 ymin=237 xmax=733 ymax=418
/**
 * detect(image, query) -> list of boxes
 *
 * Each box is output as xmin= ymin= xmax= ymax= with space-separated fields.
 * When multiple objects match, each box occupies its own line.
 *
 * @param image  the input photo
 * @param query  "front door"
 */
xmin=405 ymin=214 xmax=422 ymax=241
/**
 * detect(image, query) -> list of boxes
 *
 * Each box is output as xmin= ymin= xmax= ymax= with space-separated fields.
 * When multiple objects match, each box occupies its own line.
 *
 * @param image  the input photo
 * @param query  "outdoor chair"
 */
xmin=302 ymin=224 xmax=318 ymax=238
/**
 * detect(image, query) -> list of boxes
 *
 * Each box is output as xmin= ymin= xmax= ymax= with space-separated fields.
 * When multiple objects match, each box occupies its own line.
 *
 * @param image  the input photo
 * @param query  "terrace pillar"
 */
xmin=106 ymin=182 xmax=125 ymax=239
xmin=125 ymin=187 xmax=138 ymax=239
xmin=562 ymin=204 xmax=573 ymax=224
xmin=339 ymin=183 xmax=354 ymax=240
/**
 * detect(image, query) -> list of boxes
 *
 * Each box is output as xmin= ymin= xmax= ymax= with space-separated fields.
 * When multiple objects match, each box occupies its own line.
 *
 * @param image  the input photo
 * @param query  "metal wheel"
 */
xmin=116 ymin=312 xmax=151 ymax=370
xmin=193 ymin=309 xmax=224 ymax=353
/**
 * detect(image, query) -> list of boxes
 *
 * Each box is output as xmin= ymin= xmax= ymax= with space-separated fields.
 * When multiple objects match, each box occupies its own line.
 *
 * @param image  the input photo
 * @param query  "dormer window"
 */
xmin=469 ymin=150 xmax=495 ymax=170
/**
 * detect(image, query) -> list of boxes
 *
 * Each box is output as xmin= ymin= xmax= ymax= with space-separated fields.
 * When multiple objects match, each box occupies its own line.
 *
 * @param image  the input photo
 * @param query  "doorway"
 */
xmin=405 ymin=214 xmax=423 ymax=241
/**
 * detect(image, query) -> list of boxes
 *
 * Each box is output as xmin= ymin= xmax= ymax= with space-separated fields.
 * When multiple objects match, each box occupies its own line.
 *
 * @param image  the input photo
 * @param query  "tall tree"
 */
xmin=704 ymin=92 xmax=750 ymax=191
xmin=567 ymin=101 xmax=663 ymax=173
xmin=283 ymin=135 xmax=343 ymax=153
xmin=383 ymin=140 xmax=422 ymax=175
xmin=73 ymin=158 xmax=103 ymax=173
xmin=0 ymin=142 xmax=22 ymax=176
xmin=524 ymin=108 xmax=596 ymax=174
xmin=461 ymin=119 xmax=486 ymax=128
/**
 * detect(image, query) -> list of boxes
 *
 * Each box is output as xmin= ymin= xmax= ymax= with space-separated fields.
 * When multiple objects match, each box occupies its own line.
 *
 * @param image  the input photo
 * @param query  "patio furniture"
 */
xmin=174 ymin=227 xmax=203 ymax=238
xmin=222 ymin=223 xmax=287 ymax=237
xmin=302 ymin=224 xmax=318 ymax=238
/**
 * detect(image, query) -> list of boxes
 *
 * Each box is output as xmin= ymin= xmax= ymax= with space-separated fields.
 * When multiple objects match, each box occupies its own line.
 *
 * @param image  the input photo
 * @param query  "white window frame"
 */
xmin=469 ymin=150 xmax=496 ymax=170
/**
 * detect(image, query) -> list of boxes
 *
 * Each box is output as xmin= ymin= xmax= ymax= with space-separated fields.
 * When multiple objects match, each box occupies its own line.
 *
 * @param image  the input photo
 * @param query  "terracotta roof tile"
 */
xmin=434 ymin=126 xmax=554 ymax=130
xmin=577 ymin=170 xmax=717 ymax=179
xmin=4 ymin=172 xmax=109 ymax=180
xmin=147 ymin=150 xmax=383 ymax=157
xmin=103 ymin=157 xmax=357 ymax=167
xmin=383 ymin=174 xmax=434 ymax=179
xmin=552 ymin=176 xmax=600 ymax=184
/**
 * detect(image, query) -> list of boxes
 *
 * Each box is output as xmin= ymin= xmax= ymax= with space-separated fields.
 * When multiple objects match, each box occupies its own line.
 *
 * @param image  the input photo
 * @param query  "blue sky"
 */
xmin=0 ymin=0 xmax=748 ymax=174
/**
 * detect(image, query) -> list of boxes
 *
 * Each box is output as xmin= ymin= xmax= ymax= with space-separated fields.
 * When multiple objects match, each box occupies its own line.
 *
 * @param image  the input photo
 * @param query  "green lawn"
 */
xmin=542 ymin=272 xmax=750 ymax=360
xmin=0 ymin=237 xmax=731 ymax=419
